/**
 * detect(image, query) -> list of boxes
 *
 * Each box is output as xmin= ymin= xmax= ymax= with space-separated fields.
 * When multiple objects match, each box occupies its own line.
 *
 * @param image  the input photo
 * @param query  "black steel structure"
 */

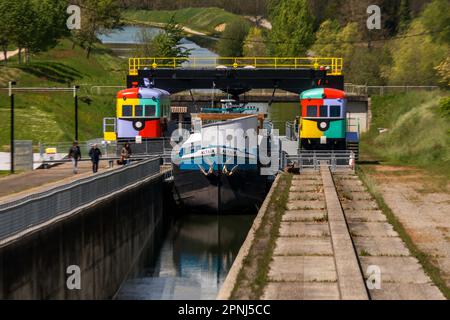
xmin=127 ymin=68 xmax=344 ymax=98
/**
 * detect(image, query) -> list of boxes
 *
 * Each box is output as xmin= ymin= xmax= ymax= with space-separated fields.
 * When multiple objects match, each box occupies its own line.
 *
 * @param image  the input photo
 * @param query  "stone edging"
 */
xmin=216 ymin=174 xmax=283 ymax=300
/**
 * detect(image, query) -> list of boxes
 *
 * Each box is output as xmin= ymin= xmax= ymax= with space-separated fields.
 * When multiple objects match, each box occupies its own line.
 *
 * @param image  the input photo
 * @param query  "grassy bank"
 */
xmin=361 ymin=91 xmax=450 ymax=177
xmin=0 ymin=39 xmax=127 ymax=148
xmin=123 ymin=7 xmax=246 ymax=35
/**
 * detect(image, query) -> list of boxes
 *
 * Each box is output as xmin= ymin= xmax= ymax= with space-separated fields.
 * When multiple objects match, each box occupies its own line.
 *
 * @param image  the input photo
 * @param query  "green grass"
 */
xmin=0 ymin=39 xmax=127 ymax=148
xmin=361 ymin=91 xmax=450 ymax=177
xmin=231 ymin=173 xmax=293 ymax=299
xmin=357 ymin=165 xmax=450 ymax=299
xmin=123 ymin=7 xmax=246 ymax=35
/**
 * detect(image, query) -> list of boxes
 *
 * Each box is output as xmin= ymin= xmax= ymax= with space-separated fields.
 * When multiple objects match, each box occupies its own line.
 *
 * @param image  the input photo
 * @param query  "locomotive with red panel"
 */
xmin=104 ymin=86 xmax=171 ymax=142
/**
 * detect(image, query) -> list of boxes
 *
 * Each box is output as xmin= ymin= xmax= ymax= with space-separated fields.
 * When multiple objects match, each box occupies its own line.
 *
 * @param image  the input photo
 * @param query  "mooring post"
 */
xmin=9 ymin=81 xmax=16 ymax=174
xmin=74 ymin=85 xmax=79 ymax=141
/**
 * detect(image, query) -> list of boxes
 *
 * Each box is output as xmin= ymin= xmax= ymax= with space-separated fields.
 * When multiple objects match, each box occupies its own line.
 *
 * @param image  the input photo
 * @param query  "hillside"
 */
xmin=123 ymin=7 xmax=247 ymax=35
xmin=0 ymin=39 xmax=127 ymax=148
xmin=361 ymin=91 xmax=450 ymax=176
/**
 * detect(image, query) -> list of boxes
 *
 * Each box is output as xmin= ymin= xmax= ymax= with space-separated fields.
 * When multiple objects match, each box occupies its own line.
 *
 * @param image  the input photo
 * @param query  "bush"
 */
xmin=439 ymin=96 xmax=450 ymax=118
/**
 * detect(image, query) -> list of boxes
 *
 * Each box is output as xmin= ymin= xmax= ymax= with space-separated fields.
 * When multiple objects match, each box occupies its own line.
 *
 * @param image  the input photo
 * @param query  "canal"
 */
xmin=99 ymin=27 xmax=297 ymax=299
xmin=115 ymin=213 xmax=255 ymax=300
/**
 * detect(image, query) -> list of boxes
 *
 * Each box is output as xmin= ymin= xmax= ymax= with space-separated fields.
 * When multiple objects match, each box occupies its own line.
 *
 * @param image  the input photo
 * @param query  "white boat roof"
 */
xmin=139 ymin=87 xmax=170 ymax=98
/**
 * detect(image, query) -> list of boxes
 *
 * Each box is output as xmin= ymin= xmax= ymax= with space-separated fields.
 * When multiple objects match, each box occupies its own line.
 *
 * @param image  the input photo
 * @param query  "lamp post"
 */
xmin=74 ymin=85 xmax=80 ymax=141
xmin=9 ymin=81 xmax=16 ymax=174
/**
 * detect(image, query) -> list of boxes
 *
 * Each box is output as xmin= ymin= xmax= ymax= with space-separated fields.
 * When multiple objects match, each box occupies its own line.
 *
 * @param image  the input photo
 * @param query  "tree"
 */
xmin=8 ymin=0 xmax=36 ymax=64
xmin=310 ymin=20 xmax=341 ymax=56
xmin=27 ymin=0 xmax=68 ymax=61
xmin=243 ymin=27 xmax=267 ymax=56
xmin=268 ymin=0 xmax=315 ymax=56
xmin=420 ymin=0 xmax=450 ymax=44
xmin=73 ymin=0 xmax=122 ymax=58
xmin=435 ymin=56 xmax=450 ymax=87
xmin=398 ymin=0 xmax=412 ymax=32
xmin=149 ymin=16 xmax=192 ymax=59
xmin=217 ymin=20 xmax=250 ymax=57
xmin=387 ymin=20 xmax=448 ymax=85
xmin=0 ymin=0 xmax=13 ymax=64
xmin=0 ymin=0 xmax=68 ymax=64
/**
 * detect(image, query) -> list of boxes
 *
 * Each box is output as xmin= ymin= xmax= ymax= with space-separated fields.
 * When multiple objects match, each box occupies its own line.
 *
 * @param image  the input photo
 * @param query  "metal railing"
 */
xmin=281 ymin=150 xmax=354 ymax=172
xmin=285 ymin=121 xmax=298 ymax=141
xmin=129 ymin=57 xmax=344 ymax=76
xmin=345 ymin=84 xmax=440 ymax=96
xmin=0 ymin=157 xmax=162 ymax=241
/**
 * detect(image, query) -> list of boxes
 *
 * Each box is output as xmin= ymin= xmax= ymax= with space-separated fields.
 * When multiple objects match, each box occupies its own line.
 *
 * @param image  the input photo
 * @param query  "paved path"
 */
xmin=0 ymin=161 xmax=113 ymax=203
xmin=0 ymin=49 xmax=19 ymax=61
xmin=262 ymin=169 xmax=445 ymax=300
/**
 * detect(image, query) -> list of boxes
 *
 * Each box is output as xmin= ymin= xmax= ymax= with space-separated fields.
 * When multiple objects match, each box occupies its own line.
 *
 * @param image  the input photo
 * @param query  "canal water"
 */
xmin=116 ymin=213 xmax=255 ymax=300
xmin=101 ymin=27 xmax=297 ymax=299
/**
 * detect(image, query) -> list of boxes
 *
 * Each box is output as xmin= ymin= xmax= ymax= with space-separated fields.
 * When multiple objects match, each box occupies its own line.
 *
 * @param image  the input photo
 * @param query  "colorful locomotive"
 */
xmin=299 ymin=88 xmax=347 ymax=150
xmin=104 ymin=86 xmax=171 ymax=141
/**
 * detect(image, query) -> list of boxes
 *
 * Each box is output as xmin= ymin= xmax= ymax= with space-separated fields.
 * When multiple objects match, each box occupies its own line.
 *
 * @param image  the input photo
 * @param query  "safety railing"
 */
xmin=129 ymin=57 xmax=344 ymax=76
xmin=0 ymin=157 xmax=162 ymax=242
xmin=345 ymin=84 xmax=440 ymax=96
xmin=281 ymin=150 xmax=355 ymax=172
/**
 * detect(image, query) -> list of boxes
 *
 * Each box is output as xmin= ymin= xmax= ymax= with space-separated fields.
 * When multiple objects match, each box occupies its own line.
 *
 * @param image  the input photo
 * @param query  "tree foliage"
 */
xmin=419 ymin=0 xmax=450 ymax=44
xmin=72 ymin=0 xmax=122 ymax=58
xmin=268 ymin=0 xmax=315 ymax=56
xmin=134 ymin=16 xmax=192 ymax=60
xmin=243 ymin=27 xmax=267 ymax=56
xmin=387 ymin=20 xmax=448 ymax=85
xmin=385 ymin=0 xmax=449 ymax=86
xmin=217 ymin=20 xmax=250 ymax=57
xmin=151 ymin=16 xmax=192 ymax=59
xmin=0 ymin=0 xmax=67 ymax=64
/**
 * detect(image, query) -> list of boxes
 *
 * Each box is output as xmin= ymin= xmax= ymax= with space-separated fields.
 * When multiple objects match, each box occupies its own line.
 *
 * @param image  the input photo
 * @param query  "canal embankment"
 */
xmin=0 ymin=159 xmax=167 ymax=299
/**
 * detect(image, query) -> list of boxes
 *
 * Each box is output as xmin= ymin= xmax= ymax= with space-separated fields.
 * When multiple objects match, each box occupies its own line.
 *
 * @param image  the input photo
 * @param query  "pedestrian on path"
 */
xmin=89 ymin=144 xmax=102 ymax=173
xmin=349 ymin=151 xmax=356 ymax=171
xmin=120 ymin=143 xmax=132 ymax=165
xmin=68 ymin=141 xmax=81 ymax=174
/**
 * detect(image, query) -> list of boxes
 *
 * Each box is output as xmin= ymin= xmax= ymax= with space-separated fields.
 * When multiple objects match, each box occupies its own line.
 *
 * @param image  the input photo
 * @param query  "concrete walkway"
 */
xmin=334 ymin=172 xmax=445 ymax=300
xmin=0 ymin=161 xmax=113 ymax=203
xmin=262 ymin=169 xmax=445 ymax=300
xmin=263 ymin=171 xmax=338 ymax=299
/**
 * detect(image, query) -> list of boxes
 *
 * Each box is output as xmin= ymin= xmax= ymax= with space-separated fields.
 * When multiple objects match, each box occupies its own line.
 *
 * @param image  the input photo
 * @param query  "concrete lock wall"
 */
xmin=347 ymin=99 xmax=369 ymax=133
xmin=0 ymin=176 xmax=165 ymax=300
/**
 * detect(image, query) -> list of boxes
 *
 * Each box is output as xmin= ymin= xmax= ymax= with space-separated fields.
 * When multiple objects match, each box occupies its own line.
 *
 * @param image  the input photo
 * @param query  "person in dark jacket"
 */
xmin=88 ymin=144 xmax=102 ymax=173
xmin=68 ymin=141 xmax=82 ymax=174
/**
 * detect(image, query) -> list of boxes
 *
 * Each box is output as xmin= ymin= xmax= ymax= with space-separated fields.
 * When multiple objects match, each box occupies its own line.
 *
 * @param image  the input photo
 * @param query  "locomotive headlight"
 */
xmin=135 ymin=121 xmax=143 ymax=129
xmin=320 ymin=122 xmax=327 ymax=129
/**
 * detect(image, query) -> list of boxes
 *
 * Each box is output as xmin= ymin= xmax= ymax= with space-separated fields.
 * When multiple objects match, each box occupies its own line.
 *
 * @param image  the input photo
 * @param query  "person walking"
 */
xmin=349 ymin=151 xmax=356 ymax=171
xmin=68 ymin=141 xmax=81 ymax=174
xmin=89 ymin=144 xmax=102 ymax=173
xmin=120 ymin=143 xmax=132 ymax=165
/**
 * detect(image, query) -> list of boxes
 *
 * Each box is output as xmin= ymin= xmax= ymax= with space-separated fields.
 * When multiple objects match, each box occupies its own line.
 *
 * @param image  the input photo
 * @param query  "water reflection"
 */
xmin=116 ymin=214 xmax=254 ymax=300
xmin=98 ymin=26 xmax=217 ymax=59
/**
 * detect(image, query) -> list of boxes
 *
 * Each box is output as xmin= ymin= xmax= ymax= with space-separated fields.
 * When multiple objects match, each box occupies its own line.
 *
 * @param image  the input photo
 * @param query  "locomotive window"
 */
xmin=307 ymin=106 xmax=317 ymax=117
xmin=330 ymin=105 xmax=341 ymax=117
xmin=122 ymin=105 xmax=132 ymax=117
xmin=320 ymin=105 xmax=328 ymax=117
xmin=144 ymin=105 xmax=156 ymax=117
xmin=135 ymin=105 xmax=143 ymax=117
